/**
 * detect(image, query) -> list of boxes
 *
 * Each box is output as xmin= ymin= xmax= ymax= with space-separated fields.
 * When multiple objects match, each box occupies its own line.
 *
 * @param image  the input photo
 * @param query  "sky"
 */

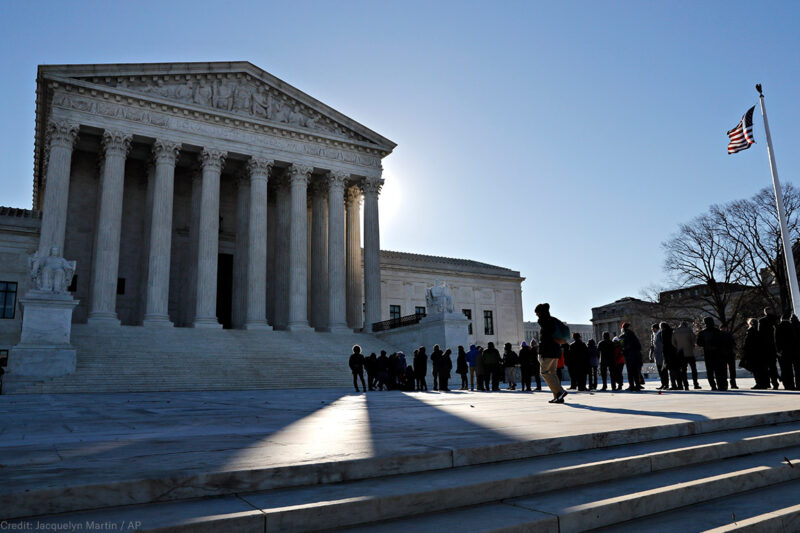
xmin=1 ymin=0 xmax=798 ymax=324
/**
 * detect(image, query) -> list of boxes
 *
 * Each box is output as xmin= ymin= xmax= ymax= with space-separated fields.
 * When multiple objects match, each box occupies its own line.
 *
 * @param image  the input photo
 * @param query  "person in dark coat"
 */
xmin=430 ymin=344 xmax=443 ymax=391
xmin=719 ymin=323 xmax=739 ymax=389
xmin=587 ymin=339 xmax=599 ymax=390
xmin=660 ymin=323 xmax=681 ymax=390
xmin=439 ymin=348 xmax=453 ymax=391
xmin=569 ymin=333 xmax=589 ymax=391
xmin=466 ymin=344 xmax=479 ymax=390
xmin=365 ymin=352 xmax=378 ymax=391
xmin=741 ymin=318 xmax=764 ymax=387
xmin=535 ymin=302 xmax=568 ymax=403
xmin=404 ymin=363 xmax=416 ymax=391
xmin=519 ymin=342 xmax=536 ymax=392
xmin=349 ymin=345 xmax=366 ymax=392
xmin=482 ymin=342 xmax=502 ymax=391
xmin=775 ymin=314 xmax=797 ymax=390
xmin=564 ymin=339 xmax=577 ymax=390
xmin=650 ymin=323 xmax=668 ymax=390
xmin=376 ymin=351 xmax=389 ymax=390
xmin=503 ymin=343 xmax=518 ymax=390
xmin=414 ymin=347 xmax=428 ymax=391
xmin=697 ymin=317 xmax=728 ymax=391
xmin=456 ymin=346 xmax=469 ymax=390
xmin=758 ymin=308 xmax=781 ymax=389
xmin=619 ymin=323 xmax=643 ymax=391
xmin=597 ymin=332 xmax=615 ymax=391
xmin=475 ymin=346 xmax=486 ymax=391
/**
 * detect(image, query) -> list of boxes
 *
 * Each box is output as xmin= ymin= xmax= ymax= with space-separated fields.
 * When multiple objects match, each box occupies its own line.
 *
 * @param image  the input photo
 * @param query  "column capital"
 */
xmin=200 ymin=148 xmax=227 ymax=171
xmin=326 ymin=170 xmax=349 ymax=191
xmin=247 ymin=156 xmax=274 ymax=181
xmin=360 ymin=178 xmax=384 ymax=198
xmin=46 ymin=120 xmax=80 ymax=149
xmin=152 ymin=139 xmax=181 ymax=165
xmin=345 ymin=185 xmax=362 ymax=206
xmin=287 ymin=163 xmax=313 ymax=185
xmin=102 ymin=130 xmax=133 ymax=157
xmin=308 ymin=177 xmax=328 ymax=197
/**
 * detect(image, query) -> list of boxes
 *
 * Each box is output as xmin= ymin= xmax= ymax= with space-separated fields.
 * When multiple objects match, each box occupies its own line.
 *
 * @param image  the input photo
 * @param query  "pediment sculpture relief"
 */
xmin=82 ymin=75 xmax=368 ymax=142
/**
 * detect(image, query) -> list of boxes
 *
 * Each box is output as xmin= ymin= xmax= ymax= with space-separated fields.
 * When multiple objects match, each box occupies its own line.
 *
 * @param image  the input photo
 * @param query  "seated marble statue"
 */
xmin=425 ymin=280 xmax=454 ymax=315
xmin=29 ymin=246 xmax=76 ymax=293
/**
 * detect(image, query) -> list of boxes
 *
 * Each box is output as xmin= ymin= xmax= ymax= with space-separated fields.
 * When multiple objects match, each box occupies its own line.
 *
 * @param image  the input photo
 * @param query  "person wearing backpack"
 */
xmin=534 ymin=303 xmax=568 ymax=404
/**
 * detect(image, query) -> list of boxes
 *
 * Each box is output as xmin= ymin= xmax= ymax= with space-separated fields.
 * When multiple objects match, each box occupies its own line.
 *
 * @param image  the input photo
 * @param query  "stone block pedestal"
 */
xmin=7 ymin=291 xmax=79 ymax=378
xmin=375 ymin=312 xmax=470 ymax=355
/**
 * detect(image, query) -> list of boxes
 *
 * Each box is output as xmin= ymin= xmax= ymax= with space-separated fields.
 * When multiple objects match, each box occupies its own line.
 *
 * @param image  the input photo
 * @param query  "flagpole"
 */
xmin=757 ymin=84 xmax=800 ymax=316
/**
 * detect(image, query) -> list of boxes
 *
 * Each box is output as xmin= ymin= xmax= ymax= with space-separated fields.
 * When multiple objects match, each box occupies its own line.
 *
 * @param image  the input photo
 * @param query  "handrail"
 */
xmin=372 ymin=312 xmax=426 ymax=332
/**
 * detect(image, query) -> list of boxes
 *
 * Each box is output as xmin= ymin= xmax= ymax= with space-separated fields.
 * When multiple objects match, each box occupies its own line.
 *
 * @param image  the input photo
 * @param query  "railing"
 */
xmin=372 ymin=312 xmax=426 ymax=332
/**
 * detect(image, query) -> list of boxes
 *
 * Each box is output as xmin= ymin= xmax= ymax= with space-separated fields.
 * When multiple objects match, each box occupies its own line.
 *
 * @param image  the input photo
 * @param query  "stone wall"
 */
xmin=0 ymin=209 xmax=40 ymax=351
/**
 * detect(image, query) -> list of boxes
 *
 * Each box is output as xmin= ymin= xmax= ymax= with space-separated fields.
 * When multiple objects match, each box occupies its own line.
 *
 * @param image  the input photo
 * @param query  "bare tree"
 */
xmin=711 ymin=184 xmax=800 ymax=315
xmin=661 ymin=212 xmax=754 ymax=333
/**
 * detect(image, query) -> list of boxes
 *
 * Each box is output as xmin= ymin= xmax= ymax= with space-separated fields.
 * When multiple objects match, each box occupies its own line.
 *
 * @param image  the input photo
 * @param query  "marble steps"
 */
xmin=6 ymin=416 xmax=800 ymax=530
xmin=590 ymin=478 xmax=800 ymax=532
xmin=333 ymin=446 xmax=800 ymax=533
xmin=7 ymin=325 xmax=400 ymax=393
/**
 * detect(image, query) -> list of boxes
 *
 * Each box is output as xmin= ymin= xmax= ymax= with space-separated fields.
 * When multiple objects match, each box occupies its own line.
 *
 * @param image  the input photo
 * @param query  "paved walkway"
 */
xmin=1 ymin=378 xmax=798 ymax=497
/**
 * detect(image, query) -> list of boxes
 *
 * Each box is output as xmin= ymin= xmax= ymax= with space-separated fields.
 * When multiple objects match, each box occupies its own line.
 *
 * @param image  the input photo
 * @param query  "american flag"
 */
xmin=727 ymin=106 xmax=756 ymax=154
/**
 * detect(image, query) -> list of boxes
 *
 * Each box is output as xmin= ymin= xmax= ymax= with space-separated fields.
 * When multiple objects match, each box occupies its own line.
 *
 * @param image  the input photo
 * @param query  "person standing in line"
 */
xmin=597 ymin=332 xmax=615 ymax=391
xmin=439 ymin=348 xmax=453 ymax=392
xmin=775 ymin=314 xmax=797 ymax=390
xmin=587 ymin=339 xmax=599 ymax=390
xmin=519 ymin=341 xmax=535 ymax=391
xmin=719 ymin=323 xmax=739 ymax=389
xmin=403 ymin=360 xmax=416 ymax=391
xmin=791 ymin=316 xmax=800 ymax=389
xmin=349 ymin=345 xmax=367 ymax=393
xmin=483 ymin=342 xmax=502 ymax=391
xmin=741 ymin=318 xmax=765 ymax=387
xmin=430 ymin=344 xmax=443 ymax=391
xmin=414 ymin=347 xmax=428 ymax=391
xmin=535 ymin=303 xmax=568 ymax=404
xmin=376 ymin=351 xmax=389 ymax=390
xmin=503 ymin=342 xmax=518 ymax=390
xmin=661 ymin=322 xmax=681 ymax=390
xmin=456 ymin=346 xmax=469 ymax=390
xmin=466 ymin=344 xmax=479 ymax=390
xmin=475 ymin=346 xmax=486 ymax=391
xmin=612 ymin=336 xmax=626 ymax=390
xmin=530 ymin=340 xmax=542 ymax=390
xmin=697 ymin=317 xmax=728 ymax=391
xmin=365 ymin=352 xmax=378 ymax=391
xmin=561 ymin=343 xmax=571 ymax=388
xmin=673 ymin=321 xmax=700 ymax=390
xmin=650 ymin=323 xmax=668 ymax=390
xmin=619 ymin=323 xmax=643 ymax=392
xmin=758 ymin=308 xmax=781 ymax=389
xmin=569 ymin=333 xmax=589 ymax=391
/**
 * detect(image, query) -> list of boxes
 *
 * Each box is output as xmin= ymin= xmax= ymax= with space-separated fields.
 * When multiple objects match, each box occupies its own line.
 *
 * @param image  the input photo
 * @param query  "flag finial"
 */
xmin=756 ymin=83 xmax=763 ymax=96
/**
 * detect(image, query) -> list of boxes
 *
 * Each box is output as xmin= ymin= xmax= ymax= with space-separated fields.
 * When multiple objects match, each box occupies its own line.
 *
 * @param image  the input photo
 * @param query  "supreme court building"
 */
xmin=0 ymin=62 xmax=524 ymax=392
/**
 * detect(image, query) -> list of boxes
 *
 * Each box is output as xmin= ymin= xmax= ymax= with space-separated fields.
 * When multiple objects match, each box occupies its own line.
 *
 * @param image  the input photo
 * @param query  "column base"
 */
xmin=325 ymin=324 xmax=353 ymax=334
xmin=286 ymin=321 xmax=314 ymax=332
xmin=244 ymin=321 xmax=273 ymax=331
xmin=142 ymin=315 xmax=174 ymax=328
xmin=193 ymin=317 xmax=222 ymax=329
xmin=87 ymin=313 xmax=121 ymax=327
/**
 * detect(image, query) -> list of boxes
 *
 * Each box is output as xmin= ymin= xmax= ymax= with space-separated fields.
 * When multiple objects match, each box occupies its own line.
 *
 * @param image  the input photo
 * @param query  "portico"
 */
xmin=33 ymin=62 xmax=395 ymax=332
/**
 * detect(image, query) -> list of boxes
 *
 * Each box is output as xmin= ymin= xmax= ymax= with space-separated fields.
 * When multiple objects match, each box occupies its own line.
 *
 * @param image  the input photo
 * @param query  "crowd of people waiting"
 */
xmin=347 ymin=303 xmax=800 ymax=403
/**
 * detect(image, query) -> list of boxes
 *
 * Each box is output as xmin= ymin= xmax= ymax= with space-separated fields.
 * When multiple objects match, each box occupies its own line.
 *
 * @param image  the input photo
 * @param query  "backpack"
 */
xmin=553 ymin=317 xmax=571 ymax=345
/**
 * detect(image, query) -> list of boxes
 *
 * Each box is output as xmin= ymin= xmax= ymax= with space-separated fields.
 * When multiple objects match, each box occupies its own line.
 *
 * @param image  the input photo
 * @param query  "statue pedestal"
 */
xmin=375 ymin=311 xmax=470 ymax=356
xmin=7 ymin=291 xmax=79 ymax=378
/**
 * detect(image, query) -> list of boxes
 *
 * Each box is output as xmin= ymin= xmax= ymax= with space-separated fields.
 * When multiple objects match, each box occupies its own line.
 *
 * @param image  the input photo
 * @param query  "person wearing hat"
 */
xmin=535 ymin=303 xmax=568 ymax=403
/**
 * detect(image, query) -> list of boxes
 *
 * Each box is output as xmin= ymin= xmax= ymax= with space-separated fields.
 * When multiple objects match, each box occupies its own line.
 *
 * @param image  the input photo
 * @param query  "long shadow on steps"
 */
xmin=564 ymin=402 xmax=711 ymax=422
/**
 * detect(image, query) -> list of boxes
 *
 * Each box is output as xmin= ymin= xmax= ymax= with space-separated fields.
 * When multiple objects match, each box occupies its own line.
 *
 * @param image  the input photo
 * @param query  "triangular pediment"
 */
xmin=39 ymin=61 xmax=396 ymax=151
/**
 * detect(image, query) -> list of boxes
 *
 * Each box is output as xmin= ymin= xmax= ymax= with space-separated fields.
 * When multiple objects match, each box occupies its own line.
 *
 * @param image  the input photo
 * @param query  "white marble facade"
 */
xmin=31 ymin=62 xmax=395 ymax=332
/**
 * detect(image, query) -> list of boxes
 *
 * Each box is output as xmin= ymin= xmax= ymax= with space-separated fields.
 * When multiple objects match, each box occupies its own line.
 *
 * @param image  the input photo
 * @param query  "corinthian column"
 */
xmin=38 ymin=120 xmax=79 ymax=257
xmin=326 ymin=171 xmax=350 ymax=333
xmin=193 ymin=148 xmax=226 ymax=328
xmin=309 ymin=179 xmax=328 ymax=330
xmin=362 ymin=177 xmax=383 ymax=330
xmin=142 ymin=139 xmax=181 ymax=327
xmin=88 ymin=130 xmax=133 ymax=325
xmin=272 ymin=178 xmax=290 ymax=329
xmin=232 ymin=173 xmax=249 ymax=329
xmin=245 ymin=156 xmax=273 ymax=330
xmin=286 ymin=163 xmax=314 ymax=332
xmin=345 ymin=185 xmax=363 ymax=330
